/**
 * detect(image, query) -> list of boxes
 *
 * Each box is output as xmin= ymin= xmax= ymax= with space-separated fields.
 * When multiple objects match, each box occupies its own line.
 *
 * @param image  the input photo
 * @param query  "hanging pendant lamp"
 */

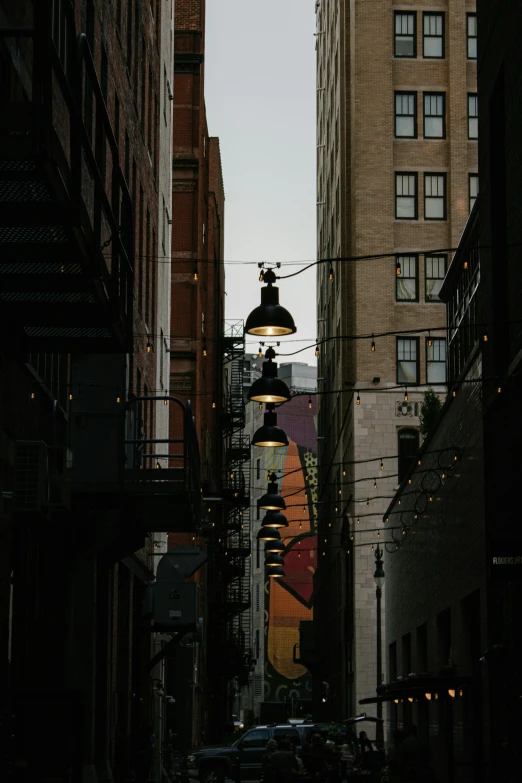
xmin=261 ymin=510 xmax=289 ymax=529
xmin=256 ymin=526 xmax=281 ymax=542
xmin=258 ymin=473 xmax=286 ymax=511
xmin=265 ymin=539 xmax=285 ymax=554
xmin=248 ymin=346 xmax=291 ymax=404
xmin=245 ymin=268 xmax=297 ymax=337
xmin=266 ymin=566 xmax=285 ymax=579
xmin=265 ymin=552 xmax=284 ymax=568
xmin=252 ymin=405 xmax=289 ymax=448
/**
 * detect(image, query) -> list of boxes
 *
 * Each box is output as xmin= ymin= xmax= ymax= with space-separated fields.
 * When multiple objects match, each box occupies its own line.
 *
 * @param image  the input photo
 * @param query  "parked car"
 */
xmin=186 ymin=722 xmax=327 ymax=783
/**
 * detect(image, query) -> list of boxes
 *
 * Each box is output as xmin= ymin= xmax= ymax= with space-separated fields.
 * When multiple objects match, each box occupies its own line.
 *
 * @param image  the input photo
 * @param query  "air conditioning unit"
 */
xmin=13 ymin=441 xmax=48 ymax=512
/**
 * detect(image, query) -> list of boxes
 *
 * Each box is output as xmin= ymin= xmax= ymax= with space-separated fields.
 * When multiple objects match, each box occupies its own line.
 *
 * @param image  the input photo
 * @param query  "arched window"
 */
xmin=398 ymin=429 xmax=420 ymax=483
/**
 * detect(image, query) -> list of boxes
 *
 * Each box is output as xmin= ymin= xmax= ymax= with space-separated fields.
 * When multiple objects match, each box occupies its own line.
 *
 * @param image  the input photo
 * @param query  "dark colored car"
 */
xmin=187 ymin=722 xmax=326 ymax=783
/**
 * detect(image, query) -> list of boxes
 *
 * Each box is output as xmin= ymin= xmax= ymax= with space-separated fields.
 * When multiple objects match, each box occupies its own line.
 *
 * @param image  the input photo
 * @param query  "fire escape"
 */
xmin=217 ymin=322 xmax=252 ymax=687
xmin=0 ymin=4 xmax=201 ymax=551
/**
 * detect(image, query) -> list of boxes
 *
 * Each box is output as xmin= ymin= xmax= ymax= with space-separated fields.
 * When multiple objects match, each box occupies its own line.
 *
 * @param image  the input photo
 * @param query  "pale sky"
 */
xmin=205 ymin=0 xmax=317 ymax=366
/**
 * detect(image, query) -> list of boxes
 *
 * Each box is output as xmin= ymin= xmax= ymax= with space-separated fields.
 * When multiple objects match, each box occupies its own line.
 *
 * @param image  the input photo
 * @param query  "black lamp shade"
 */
xmin=245 ymin=285 xmax=297 ymax=337
xmin=266 ymin=566 xmax=285 ymax=579
xmin=265 ymin=553 xmax=284 ymax=567
xmin=248 ymin=360 xmax=291 ymax=404
xmin=261 ymin=510 xmax=288 ymax=528
xmin=256 ymin=526 xmax=281 ymax=542
xmin=258 ymin=481 xmax=286 ymax=511
xmin=265 ymin=540 xmax=285 ymax=554
xmin=252 ymin=410 xmax=289 ymax=448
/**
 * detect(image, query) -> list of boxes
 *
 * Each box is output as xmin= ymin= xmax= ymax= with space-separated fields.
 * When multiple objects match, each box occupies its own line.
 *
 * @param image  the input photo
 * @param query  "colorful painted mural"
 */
xmin=262 ymin=396 xmax=317 ymax=707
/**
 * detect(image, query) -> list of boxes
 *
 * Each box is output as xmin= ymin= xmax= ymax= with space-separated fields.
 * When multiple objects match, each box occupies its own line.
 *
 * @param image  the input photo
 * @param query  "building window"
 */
xmin=398 ymin=429 xmax=420 ymax=483
xmin=425 ymin=255 xmax=447 ymax=302
xmin=256 ymin=459 xmax=260 ymax=481
xmin=255 ymin=583 xmax=260 ymax=612
xmin=396 ymin=256 xmax=418 ymax=301
xmin=469 ymin=175 xmax=479 ymax=212
xmin=427 ymin=338 xmax=447 ymax=384
xmin=394 ymin=12 xmax=416 ymax=58
xmin=423 ymin=13 xmax=444 ymax=58
xmin=395 ymin=92 xmax=416 ymax=138
xmin=397 ymin=338 xmax=419 ymax=384
xmin=256 ymin=629 xmax=260 ymax=658
xmin=424 ymin=174 xmax=446 ymax=220
xmin=468 ymin=94 xmax=478 ymax=139
xmin=467 ymin=14 xmax=477 ymax=60
xmin=256 ymin=539 xmax=260 ymax=568
xmin=395 ymin=173 xmax=417 ymax=220
xmin=423 ymin=93 xmax=445 ymax=138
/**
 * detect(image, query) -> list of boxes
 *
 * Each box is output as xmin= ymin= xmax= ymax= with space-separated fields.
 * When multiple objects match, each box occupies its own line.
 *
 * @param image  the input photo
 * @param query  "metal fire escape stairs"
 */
xmin=215 ymin=322 xmax=253 ymax=684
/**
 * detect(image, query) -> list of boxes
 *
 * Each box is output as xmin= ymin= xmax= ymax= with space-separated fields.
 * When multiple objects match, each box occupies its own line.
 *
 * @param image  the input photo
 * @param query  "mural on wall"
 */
xmin=263 ymin=396 xmax=317 ymax=706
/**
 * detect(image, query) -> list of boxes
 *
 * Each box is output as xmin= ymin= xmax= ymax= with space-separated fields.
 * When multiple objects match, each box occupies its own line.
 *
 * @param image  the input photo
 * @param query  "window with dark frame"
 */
xmin=469 ymin=174 xmax=479 ymax=212
xmin=398 ymin=429 xmax=420 ymax=483
xmin=468 ymin=94 xmax=478 ymax=139
xmin=424 ymin=174 xmax=446 ymax=220
xmin=427 ymin=338 xmax=447 ymax=384
xmin=425 ymin=255 xmax=447 ymax=301
xmin=394 ymin=12 xmax=416 ymax=58
xmin=395 ymin=92 xmax=417 ymax=138
xmin=423 ymin=13 xmax=444 ymax=58
xmin=467 ymin=14 xmax=477 ymax=60
xmin=396 ymin=255 xmax=418 ymax=301
xmin=397 ymin=337 xmax=419 ymax=384
xmin=256 ymin=459 xmax=260 ymax=481
xmin=423 ymin=93 xmax=445 ymax=138
xmin=395 ymin=173 xmax=417 ymax=219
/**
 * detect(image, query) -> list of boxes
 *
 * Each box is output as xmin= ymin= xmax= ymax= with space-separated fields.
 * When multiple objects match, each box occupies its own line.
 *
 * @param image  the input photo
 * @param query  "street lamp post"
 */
xmin=374 ymin=546 xmax=385 ymax=745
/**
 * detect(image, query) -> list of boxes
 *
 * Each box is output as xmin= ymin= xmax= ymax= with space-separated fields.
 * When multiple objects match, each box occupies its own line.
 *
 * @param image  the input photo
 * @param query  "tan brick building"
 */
xmin=314 ymin=0 xmax=477 ymax=720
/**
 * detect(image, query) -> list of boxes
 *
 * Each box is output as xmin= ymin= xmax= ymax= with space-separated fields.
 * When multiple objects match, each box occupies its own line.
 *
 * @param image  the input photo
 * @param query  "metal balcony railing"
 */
xmin=123 ymin=397 xmax=201 ymax=531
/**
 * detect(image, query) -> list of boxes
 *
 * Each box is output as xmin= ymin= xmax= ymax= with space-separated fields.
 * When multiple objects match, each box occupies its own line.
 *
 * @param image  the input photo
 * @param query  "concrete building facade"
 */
xmin=314 ymin=0 xmax=477 ymax=720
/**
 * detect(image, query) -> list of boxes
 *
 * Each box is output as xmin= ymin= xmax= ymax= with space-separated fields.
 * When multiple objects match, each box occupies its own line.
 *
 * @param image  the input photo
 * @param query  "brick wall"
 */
xmin=315 ymin=0 xmax=477 ymax=719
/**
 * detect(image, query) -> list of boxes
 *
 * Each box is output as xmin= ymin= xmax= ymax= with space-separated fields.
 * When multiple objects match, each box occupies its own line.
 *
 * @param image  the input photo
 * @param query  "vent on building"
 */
xmin=13 ymin=441 xmax=49 ymax=512
xmin=254 ymin=674 xmax=263 ymax=699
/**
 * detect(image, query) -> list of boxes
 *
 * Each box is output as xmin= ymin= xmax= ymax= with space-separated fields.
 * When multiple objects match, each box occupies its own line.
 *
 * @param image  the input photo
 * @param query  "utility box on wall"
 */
xmin=152 ymin=581 xmax=199 ymax=628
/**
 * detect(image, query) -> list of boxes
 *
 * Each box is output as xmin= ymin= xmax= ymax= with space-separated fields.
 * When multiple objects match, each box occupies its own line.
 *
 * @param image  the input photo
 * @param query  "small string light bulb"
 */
xmin=69 ymin=392 xmax=73 ymax=401
xmin=212 ymin=400 xmax=216 ymax=409
xmin=329 ymin=265 xmax=334 ymax=281
xmin=497 ymin=386 xmax=502 ymax=394
xmin=380 ymin=459 xmax=384 ymax=471
xmin=428 ymin=332 xmax=433 ymax=348
xmin=396 ymin=258 xmax=402 ymax=276
xmin=463 ymin=259 xmax=469 ymax=269
xmin=117 ymin=393 xmax=121 ymax=404
xmin=30 ymin=391 xmax=36 ymax=400
xmin=163 ymin=398 xmax=168 ymax=406
xmin=193 ymin=267 xmax=198 ymax=281
xmin=146 ymin=342 xmax=152 ymax=353
xmin=259 ymin=269 xmax=264 ymax=282
xmin=202 ymin=340 xmax=207 ymax=357
xmin=315 ymin=345 xmax=319 ymax=357
xmin=418 ymin=458 xmax=422 ymax=466
xmin=371 ymin=335 xmax=376 ymax=352
xmin=308 ymin=397 xmax=312 ymax=409
xmin=404 ymin=389 xmax=408 ymax=402
xmin=258 ymin=346 xmax=263 ymax=358
xmin=155 ymin=462 xmax=160 ymax=469
xmin=452 ymin=389 xmax=457 ymax=397
xmin=366 ymin=498 xmax=370 ymax=507
xmin=343 ymin=468 xmax=346 ymax=476
xmin=373 ymin=479 xmax=377 ymax=489
xmin=357 ymin=517 xmax=360 ymax=524
xmin=356 ymin=392 xmax=361 ymax=405
xmin=483 ymin=331 xmax=488 ymax=343
xmin=259 ymin=403 xmax=263 ymax=410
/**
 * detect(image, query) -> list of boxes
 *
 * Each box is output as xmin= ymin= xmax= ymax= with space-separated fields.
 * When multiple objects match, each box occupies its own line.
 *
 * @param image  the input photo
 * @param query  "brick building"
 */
xmin=372 ymin=2 xmax=522 ymax=781
xmin=166 ymin=0 xmax=227 ymax=749
xmin=0 ymin=1 xmax=203 ymax=781
xmin=313 ymin=0 xmax=477 ymax=720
